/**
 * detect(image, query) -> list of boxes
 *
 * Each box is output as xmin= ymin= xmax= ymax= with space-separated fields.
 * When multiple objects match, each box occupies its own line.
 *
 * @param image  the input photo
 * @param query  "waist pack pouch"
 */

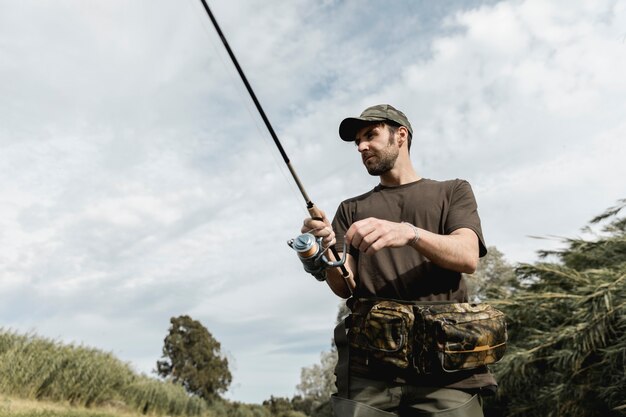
xmin=348 ymin=300 xmax=415 ymax=369
xmin=413 ymin=303 xmax=507 ymax=373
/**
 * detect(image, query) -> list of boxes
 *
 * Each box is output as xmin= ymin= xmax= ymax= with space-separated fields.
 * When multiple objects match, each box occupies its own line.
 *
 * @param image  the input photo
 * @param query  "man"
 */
xmin=301 ymin=104 xmax=495 ymax=416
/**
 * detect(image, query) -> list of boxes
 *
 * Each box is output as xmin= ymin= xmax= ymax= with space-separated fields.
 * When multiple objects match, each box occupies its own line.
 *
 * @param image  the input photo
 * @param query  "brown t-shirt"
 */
xmin=332 ymin=178 xmax=496 ymax=390
xmin=333 ymin=178 xmax=487 ymax=301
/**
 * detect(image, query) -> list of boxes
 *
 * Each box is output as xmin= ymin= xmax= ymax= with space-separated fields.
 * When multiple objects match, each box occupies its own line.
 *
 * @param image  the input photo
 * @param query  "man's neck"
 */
xmin=379 ymin=164 xmax=420 ymax=187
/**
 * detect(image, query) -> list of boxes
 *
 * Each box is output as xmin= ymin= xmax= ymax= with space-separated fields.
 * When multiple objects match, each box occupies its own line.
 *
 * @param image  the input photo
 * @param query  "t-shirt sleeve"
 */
xmin=445 ymin=180 xmax=488 ymax=257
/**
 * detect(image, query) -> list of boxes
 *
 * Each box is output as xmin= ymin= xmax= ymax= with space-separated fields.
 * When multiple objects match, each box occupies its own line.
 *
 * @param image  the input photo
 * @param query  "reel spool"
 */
xmin=287 ymin=233 xmax=347 ymax=282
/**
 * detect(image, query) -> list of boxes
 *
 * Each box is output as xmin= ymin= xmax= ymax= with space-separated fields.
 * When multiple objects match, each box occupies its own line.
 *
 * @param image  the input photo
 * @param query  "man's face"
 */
xmin=354 ymin=123 xmax=399 ymax=176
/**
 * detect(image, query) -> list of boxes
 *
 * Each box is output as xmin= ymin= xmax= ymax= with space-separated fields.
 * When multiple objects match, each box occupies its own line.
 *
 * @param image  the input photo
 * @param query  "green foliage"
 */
xmin=222 ymin=401 xmax=271 ymax=417
xmin=261 ymin=397 xmax=308 ymax=417
xmin=466 ymin=246 xmax=517 ymax=302
xmin=290 ymin=300 xmax=350 ymax=417
xmin=0 ymin=331 xmax=131 ymax=407
xmin=0 ymin=329 xmax=207 ymax=416
xmin=0 ymin=409 xmax=118 ymax=417
xmin=296 ymin=351 xmax=337 ymax=404
xmin=157 ymin=315 xmax=232 ymax=402
xmin=486 ymin=200 xmax=626 ymax=417
xmin=124 ymin=377 xmax=208 ymax=416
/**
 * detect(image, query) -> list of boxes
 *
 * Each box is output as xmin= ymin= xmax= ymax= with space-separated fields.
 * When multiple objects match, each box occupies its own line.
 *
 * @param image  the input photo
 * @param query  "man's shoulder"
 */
xmin=397 ymin=178 xmax=471 ymax=196
xmin=339 ymin=187 xmax=378 ymax=206
xmin=423 ymin=177 xmax=470 ymax=187
xmin=421 ymin=178 xmax=474 ymax=195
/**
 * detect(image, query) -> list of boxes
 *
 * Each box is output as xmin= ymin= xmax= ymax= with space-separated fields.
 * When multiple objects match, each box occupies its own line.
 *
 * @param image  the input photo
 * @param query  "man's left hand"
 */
xmin=345 ymin=217 xmax=414 ymax=255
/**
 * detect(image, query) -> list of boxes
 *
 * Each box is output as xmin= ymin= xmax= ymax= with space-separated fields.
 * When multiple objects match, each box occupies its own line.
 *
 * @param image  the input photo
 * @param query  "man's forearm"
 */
xmin=324 ymin=252 xmax=356 ymax=299
xmin=409 ymin=227 xmax=479 ymax=274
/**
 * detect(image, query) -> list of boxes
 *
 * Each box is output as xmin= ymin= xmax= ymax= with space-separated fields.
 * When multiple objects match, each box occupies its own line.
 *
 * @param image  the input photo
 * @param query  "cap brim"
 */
xmin=339 ymin=117 xmax=384 ymax=141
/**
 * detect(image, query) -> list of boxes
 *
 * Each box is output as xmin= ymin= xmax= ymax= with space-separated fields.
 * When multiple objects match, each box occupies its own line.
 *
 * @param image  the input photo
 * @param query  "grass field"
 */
xmin=0 ymin=396 xmax=142 ymax=417
xmin=0 ymin=329 xmax=207 ymax=416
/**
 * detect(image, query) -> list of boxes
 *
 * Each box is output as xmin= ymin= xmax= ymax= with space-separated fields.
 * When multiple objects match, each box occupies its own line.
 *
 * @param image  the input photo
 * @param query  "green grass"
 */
xmin=0 ymin=396 xmax=140 ymax=417
xmin=0 ymin=329 xmax=207 ymax=416
xmin=1 ymin=412 xmax=113 ymax=417
xmin=0 ymin=329 xmax=286 ymax=417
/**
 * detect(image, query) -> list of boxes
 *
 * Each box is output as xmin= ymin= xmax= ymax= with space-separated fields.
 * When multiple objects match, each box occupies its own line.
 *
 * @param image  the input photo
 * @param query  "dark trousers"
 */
xmin=341 ymin=375 xmax=484 ymax=417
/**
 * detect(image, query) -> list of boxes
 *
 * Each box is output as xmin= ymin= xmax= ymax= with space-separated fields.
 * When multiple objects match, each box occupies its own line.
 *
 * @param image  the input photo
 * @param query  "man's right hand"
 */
xmin=301 ymin=209 xmax=336 ymax=248
xmin=301 ymin=209 xmax=356 ymax=298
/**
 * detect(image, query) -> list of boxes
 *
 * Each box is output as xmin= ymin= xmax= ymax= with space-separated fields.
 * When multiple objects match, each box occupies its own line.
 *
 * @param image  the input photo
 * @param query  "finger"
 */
xmin=316 ymin=212 xmax=332 ymax=228
xmin=313 ymin=225 xmax=333 ymax=238
xmin=322 ymin=235 xmax=336 ymax=247
xmin=345 ymin=224 xmax=359 ymax=248
xmin=358 ymin=228 xmax=381 ymax=253
xmin=345 ymin=226 xmax=361 ymax=249
xmin=364 ymin=236 xmax=385 ymax=255
xmin=302 ymin=218 xmax=326 ymax=234
xmin=349 ymin=224 xmax=372 ymax=252
xmin=305 ymin=226 xmax=335 ymax=246
xmin=346 ymin=218 xmax=375 ymax=247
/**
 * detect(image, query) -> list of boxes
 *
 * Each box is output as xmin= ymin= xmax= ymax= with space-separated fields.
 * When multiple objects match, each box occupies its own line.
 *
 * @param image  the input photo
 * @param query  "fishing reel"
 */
xmin=287 ymin=233 xmax=347 ymax=282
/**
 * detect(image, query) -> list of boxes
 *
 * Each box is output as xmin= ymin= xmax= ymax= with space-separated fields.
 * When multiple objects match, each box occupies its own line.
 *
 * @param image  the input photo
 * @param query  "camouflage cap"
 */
xmin=339 ymin=104 xmax=413 ymax=142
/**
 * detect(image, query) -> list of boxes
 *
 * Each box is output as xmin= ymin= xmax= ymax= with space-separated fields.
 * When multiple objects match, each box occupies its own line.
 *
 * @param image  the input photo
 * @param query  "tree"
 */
xmin=156 ymin=315 xmax=232 ymax=402
xmin=296 ymin=302 xmax=350 ymax=400
xmin=294 ymin=301 xmax=349 ymax=417
xmin=296 ymin=350 xmax=337 ymax=400
xmin=465 ymin=245 xmax=517 ymax=302
xmin=486 ymin=199 xmax=626 ymax=417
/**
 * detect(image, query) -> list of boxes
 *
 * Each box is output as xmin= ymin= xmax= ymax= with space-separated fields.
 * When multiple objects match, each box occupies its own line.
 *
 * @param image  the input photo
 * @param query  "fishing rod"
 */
xmin=198 ymin=0 xmax=351 ymax=284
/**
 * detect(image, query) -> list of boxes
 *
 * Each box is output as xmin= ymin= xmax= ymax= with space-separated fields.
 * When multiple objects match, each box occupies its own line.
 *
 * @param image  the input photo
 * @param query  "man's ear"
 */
xmin=397 ymin=126 xmax=409 ymax=148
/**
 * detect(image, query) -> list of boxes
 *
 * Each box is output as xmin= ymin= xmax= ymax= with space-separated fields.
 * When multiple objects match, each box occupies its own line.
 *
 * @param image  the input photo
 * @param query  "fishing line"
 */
xmin=196 ymin=0 xmax=350 ymax=281
xmin=197 ymin=0 xmax=311 ymax=206
xmin=185 ymin=0 xmax=306 ymax=212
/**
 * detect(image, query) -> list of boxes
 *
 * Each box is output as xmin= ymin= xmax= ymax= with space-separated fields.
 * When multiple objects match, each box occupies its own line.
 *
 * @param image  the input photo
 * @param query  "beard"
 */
xmin=363 ymin=136 xmax=399 ymax=176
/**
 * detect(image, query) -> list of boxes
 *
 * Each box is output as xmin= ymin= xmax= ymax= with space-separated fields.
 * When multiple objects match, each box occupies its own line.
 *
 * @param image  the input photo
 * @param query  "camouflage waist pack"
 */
xmin=349 ymin=299 xmax=416 ymax=369
xmin=348 ymin=298 xmax=507 ymax=374
xmin=413 ymin=302 xmax=507 ymax=373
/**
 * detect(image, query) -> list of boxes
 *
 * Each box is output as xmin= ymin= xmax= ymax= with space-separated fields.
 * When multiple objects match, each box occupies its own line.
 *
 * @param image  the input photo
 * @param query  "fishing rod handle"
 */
xmin=307 ymin=205 xmax=324 ymax=221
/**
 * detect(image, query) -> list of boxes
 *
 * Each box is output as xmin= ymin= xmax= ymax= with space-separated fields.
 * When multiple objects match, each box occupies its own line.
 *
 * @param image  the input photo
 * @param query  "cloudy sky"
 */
xmin=1 ymin=0 xmax=625 ymax=404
